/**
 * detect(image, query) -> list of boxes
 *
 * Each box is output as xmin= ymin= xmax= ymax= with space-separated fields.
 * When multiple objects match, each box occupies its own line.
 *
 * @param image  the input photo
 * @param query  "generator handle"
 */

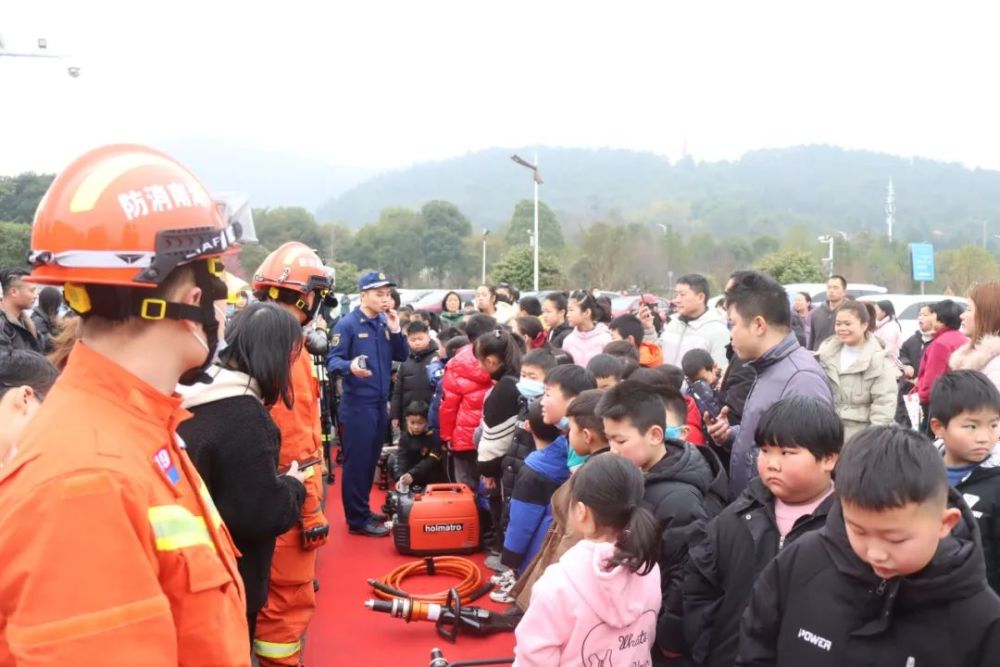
xmin=423 ymin=484 xmax=472 ymax=495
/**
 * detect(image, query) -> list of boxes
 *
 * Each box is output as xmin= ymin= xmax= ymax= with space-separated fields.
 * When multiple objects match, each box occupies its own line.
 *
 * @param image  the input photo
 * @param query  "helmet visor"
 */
xmin=213 ymin=192 xmax=257 ymax=244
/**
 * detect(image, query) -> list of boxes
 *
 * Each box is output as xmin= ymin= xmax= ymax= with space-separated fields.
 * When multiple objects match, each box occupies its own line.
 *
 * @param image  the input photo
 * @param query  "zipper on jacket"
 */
xmin=778 ymin=534 xmax=785 ymax=550
xmin=875 ymin=579 xmax=888 ymax=596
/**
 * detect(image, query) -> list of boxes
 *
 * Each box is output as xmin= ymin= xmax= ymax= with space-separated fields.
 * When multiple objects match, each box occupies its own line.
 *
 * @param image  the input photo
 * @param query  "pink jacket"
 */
xmin=561 ymin=323 xmax=613 ymax=368
xmin=875 ymin=318 xmax=903 ymax=367
xmin=916 ymin=328 xmax=968 ymax=403
xmin=514 ymin=540 xmax=661 ymax=667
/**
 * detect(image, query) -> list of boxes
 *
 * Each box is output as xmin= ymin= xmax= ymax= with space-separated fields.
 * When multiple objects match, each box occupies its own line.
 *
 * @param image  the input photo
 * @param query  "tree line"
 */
xmin=2 ymin=171 xmax=998 ymax=296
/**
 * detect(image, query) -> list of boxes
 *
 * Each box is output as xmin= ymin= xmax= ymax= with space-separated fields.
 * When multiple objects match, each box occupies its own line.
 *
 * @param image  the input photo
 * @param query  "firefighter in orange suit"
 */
xmin=252 ymin=242 xmax=333 ymax=665
xmin=0 ymin=145 xmax=254 ymax=665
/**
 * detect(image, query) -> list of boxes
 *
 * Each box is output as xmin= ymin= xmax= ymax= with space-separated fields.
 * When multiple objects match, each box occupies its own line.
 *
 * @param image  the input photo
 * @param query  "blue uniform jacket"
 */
xmin=327 ymin=307 xmax=409 ymax=405
xmin=501 ymin=435 xmax=570 ymax=573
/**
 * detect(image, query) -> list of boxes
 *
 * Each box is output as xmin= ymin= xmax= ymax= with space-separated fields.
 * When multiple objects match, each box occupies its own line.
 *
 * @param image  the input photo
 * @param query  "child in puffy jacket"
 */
xmin=438 ymin=314 xmax=497 ymax=489
xmin=514 ymin=454 xmax=662 ymax=667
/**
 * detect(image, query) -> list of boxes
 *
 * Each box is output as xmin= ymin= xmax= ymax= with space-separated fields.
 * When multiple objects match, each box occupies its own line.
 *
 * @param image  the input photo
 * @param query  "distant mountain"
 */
xmin=316 ymin=147 xmax=675 ymax=229
xmin=315 ymin=146 xmax=1000 ymax=247
xmin=164 ymin=138 xmax=374 ymax=210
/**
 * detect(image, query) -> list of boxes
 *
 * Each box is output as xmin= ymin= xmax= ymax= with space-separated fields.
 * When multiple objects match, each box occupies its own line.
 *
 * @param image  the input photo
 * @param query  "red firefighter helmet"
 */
xmin=28 ymin=144 xmax=254 ymax=289
xmin=252 ymin=242 xmax=333 ymax=296
xmin=252 ymin=242 xmax=334 ymax=320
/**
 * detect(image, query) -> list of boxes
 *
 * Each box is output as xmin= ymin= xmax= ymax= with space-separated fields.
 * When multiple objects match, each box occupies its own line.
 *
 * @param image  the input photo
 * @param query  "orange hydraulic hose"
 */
xmin=369 ymin=556 xmax=484 ymax=605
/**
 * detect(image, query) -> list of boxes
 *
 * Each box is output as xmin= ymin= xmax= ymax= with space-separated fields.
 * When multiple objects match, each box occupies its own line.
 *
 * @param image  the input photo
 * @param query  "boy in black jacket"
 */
xmin=390 ymin=321 xmax=438 ymax=430
xmin=930 ymin=369 xmax=1000 ymax=594
xmin=683 ymin=396 xmax=841 ymax=667
xmin=597 ymin=380 xmax=728 ymax=665
xmin=738 ymin=426 xmax=1000 ymax=666
xmin=393 ymin=401 xmax=445 ymax=489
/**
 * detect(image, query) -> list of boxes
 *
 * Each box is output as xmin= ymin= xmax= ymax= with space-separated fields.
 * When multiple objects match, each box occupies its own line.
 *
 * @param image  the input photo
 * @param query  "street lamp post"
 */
xmin=818 ymin=231 xmax=848 ymax=277
xmin=818 ymin=235 xmax=835 ymax=277
xmin=481 ymin=230 xmax=490 ymax=284
xmin=0 ymin=35 xmax=80 ymax=77
xmin=510 ymin=153 xmax=543 ymax=291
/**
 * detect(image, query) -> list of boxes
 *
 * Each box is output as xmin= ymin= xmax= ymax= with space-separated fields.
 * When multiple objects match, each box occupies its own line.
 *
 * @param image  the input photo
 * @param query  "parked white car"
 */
xmin=707 ymin=282 xmax=888 ymax=312
xmin=859 ymin=294 xmax=969 ymax=341
xmin=783 ymin=282 xmax=888 ymax=303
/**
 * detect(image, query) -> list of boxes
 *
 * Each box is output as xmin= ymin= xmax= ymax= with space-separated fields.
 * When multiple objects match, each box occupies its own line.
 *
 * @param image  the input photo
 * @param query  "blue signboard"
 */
xmin=910 ymin=243 xmax=935 ymax=282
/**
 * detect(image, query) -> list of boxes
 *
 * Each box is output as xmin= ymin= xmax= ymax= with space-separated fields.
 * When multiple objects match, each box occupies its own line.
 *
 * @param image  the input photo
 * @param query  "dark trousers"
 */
xmin=340 ymin=400 xmax=388 ymax=529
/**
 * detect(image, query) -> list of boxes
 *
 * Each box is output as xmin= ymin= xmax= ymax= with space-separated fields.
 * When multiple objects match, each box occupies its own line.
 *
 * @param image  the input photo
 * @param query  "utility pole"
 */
xmin=885 ymin=179 xmax=895 ymax=242
xmin=481 ymin=230 xmax=490 ymax=284
xmin=818 ymin=235 xmax=835 ymax=277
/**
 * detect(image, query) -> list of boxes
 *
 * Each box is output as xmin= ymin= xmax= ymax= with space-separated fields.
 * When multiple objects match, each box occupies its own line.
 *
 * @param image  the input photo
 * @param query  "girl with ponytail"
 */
xmin=561 ymin=290 xmax=613 ymax=368
xmin=514 ymin=454 xmax=661 ymax=667
xmin=513 ymin=316 xmax=552 ymax=352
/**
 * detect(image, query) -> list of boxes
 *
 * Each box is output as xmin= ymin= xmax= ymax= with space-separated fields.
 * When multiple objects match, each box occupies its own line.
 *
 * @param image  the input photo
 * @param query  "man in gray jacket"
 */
xmin=707 ymin=271 xmax=833 ymax=496
xmin=806 ymin=275 xmax=847 ymax=350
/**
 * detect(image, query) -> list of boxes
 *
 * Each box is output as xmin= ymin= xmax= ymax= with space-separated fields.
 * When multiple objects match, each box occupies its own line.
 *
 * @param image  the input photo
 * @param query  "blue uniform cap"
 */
xmin=359 ymin=271 xmax=396 ymax=291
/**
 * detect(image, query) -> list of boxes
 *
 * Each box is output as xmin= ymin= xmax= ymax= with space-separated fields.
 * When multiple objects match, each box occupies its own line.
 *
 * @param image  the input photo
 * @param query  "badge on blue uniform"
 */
xmin=331 ymin=333 xmax=341 ymax=347
xmin=154 ymin=447 xmax=181 ymax=485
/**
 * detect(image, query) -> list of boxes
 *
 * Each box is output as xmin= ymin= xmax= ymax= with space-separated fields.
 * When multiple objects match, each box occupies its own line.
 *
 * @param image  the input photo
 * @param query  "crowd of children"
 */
xmin=7 ymin=215 xmax=1000 ymax=666
xmin=379 ymin=280 xmax=1000 ymax=667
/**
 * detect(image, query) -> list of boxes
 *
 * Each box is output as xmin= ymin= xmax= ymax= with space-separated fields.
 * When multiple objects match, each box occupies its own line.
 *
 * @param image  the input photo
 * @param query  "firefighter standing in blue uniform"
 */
xmin=327 ymin=272 xmax=409 ymax=536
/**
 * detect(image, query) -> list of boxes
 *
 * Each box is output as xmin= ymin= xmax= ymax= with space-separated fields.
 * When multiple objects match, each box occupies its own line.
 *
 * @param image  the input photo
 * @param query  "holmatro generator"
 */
xmin=392 ymin=484 xmax=479 ymax=556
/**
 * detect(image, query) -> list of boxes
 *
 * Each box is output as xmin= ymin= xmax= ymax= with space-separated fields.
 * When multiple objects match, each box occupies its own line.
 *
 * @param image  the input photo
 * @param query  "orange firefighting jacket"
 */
xmin=269 ymin=345 xmax=326 ymax=538
xmin=0 ymin=343 xmax=249 ymax=666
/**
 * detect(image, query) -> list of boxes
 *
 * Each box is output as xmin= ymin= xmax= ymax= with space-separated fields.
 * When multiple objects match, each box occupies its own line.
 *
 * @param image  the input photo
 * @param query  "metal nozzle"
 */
xmin=364 ymin=599 xmax=394 ymax=614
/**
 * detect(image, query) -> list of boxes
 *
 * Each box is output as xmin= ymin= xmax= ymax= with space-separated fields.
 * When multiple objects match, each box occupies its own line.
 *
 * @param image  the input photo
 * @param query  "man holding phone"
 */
xmin=328 ymin=272 xmax=409 ymax=536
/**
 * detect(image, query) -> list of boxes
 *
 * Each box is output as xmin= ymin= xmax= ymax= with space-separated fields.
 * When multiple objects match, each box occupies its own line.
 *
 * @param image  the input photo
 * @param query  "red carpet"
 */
xmin=305 ymin=467 xmax=517 ymax=667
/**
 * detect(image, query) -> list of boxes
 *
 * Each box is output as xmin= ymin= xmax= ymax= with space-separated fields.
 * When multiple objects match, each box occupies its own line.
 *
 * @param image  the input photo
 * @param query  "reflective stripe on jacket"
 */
xmin=0 ymin=342 xmax=249 ymax=666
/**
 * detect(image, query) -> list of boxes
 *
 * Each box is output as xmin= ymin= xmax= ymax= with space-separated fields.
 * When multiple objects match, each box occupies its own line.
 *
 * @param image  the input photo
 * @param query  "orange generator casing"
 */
xmin=393 ymin=484 xmax=480 ymax=556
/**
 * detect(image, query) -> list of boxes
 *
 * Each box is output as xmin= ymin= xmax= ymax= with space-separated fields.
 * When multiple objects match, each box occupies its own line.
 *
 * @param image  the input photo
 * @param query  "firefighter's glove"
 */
xmin=301 ymin=513 xmax=330 ymax=550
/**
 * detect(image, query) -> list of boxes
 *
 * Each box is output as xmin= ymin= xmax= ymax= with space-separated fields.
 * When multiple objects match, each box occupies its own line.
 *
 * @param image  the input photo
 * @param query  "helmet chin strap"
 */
xmin=177 ymin=262 xmax=225 ymax=386
xmin=268 ymin=287 xmax=320 ymax=325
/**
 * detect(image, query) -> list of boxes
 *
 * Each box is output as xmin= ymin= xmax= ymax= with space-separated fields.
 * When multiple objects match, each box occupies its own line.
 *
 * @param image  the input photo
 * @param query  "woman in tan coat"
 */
xmin=817 ymin=300 xmax=898 ymax=440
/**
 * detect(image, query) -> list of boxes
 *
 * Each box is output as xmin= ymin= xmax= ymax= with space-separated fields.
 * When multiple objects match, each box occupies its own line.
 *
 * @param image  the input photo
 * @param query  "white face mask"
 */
xmin=189 ymin=322 xmax=210 ymax=354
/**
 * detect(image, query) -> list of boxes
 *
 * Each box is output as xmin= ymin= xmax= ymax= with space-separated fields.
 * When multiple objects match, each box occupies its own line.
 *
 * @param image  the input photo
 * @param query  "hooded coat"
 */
xmin=176 ymin=366 xmax=306 ymax=635
xmin=682 ymin=478 xmax=834 ymax=667
xmin=660 ymin=307 xmax=731 ymax=369
xmin=514 ymin=540 xmax=662 ymax=667
xmin=643 ymin=441 xmax=729 ymax=660
xmin=438 ymin=344 xmax=493 ymax=452
xmin=950 ymin=334 xmax=1000 ymax=392
xmin=389 ymin=340 xmax=439 ymax=422
xmin=562 ymin=323 xmax=613 ymax=368
xmin=503 ymin=435 xmax=571 ymax=572
xmin=737 ymin=490 xmax=1000 ymax=666
xmin=937 ymin=441 xmax=1000 ymax=595
xmin=817 ymin=334 xmax=898 ymax=440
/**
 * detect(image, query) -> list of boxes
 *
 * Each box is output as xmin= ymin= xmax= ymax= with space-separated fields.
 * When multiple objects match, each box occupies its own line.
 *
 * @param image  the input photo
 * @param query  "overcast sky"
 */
xmin=2 ymin=1 xmax=999 ymax=175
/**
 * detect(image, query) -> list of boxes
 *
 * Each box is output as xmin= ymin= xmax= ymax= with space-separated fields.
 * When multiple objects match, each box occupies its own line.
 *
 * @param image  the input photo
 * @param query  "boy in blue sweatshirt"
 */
xmin=502 ymin=365 xmax=596 ymax=573
xmin=501 ymin=400 xmax=565 ymax=575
